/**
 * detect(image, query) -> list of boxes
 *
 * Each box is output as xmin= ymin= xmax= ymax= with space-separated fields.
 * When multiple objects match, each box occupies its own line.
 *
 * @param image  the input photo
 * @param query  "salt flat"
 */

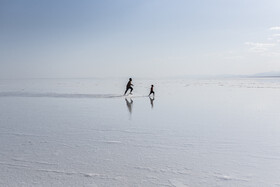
xmin=1 ymin=78 xmax=280 ymax=187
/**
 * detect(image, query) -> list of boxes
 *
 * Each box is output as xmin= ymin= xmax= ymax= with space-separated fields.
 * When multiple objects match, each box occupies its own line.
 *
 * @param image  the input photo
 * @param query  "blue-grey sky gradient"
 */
xmin=1 ymin=0 xmax=280 ymax=78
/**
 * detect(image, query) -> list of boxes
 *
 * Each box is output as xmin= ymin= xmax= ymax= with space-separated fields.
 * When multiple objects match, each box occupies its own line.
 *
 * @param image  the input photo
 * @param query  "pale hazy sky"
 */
xmin=1 ymin=0 xmax=280 ymax=78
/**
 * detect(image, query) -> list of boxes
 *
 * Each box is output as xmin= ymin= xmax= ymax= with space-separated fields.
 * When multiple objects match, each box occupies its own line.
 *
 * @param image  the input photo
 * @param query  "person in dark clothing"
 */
xmin=148 ymin=85 xmax=154 ymax=97
xmin=124 ymin=78 xmax=134 ymax=95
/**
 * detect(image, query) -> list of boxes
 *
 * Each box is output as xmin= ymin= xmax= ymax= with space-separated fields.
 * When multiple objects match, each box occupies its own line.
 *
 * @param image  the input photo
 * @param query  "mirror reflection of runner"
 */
xmin=124 ymin=78 xmax=133 ymax=95
xmin=125 ymin=98 xmax=133 ymax=119
xmin=149 ymin=97 xmax=155 ymax=109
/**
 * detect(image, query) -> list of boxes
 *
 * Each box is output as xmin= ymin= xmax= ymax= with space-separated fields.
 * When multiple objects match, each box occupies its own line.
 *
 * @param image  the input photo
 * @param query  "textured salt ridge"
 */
xmin=0 ymin=91 xmax=148 ymax=99
xmin=0 ymin=92 xmax=122 ymax=98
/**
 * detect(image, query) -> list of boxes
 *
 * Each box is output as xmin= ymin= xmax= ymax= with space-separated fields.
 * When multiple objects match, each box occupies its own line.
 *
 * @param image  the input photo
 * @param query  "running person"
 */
xmin=124 ymin=78 xmax=134 ymax=95
xmin=148 ymin=84 xmax=154 ymax=97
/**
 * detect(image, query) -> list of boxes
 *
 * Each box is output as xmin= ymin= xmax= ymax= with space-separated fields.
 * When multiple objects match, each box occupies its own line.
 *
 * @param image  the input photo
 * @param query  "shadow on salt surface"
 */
xmin=0 ymin=92 xmax=124 ymax=99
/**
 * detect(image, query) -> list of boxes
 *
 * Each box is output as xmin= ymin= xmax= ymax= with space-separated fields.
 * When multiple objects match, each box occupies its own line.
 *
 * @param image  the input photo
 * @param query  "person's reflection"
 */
xmin=125 ymin=98 xmax=133 ymax=117
xmin=149 ymin=96 xmax=155 ymax=109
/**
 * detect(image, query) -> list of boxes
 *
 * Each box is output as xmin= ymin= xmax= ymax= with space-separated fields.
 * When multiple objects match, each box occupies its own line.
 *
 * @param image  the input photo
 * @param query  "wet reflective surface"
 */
xmin=1 ymin=78 xmax=280 ymax=186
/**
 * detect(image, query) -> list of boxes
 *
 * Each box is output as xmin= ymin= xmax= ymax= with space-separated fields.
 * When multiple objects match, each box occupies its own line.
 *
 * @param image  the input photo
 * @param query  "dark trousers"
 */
xmin=149 ymin=91 xmax=154 ymax=96
xmin=124 ymin=87 xmax=133 ymax=95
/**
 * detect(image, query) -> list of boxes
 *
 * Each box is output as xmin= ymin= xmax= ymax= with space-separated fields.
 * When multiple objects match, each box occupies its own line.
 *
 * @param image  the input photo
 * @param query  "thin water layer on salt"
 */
xmin=1 ymin=78 xmax=280 ymax=186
